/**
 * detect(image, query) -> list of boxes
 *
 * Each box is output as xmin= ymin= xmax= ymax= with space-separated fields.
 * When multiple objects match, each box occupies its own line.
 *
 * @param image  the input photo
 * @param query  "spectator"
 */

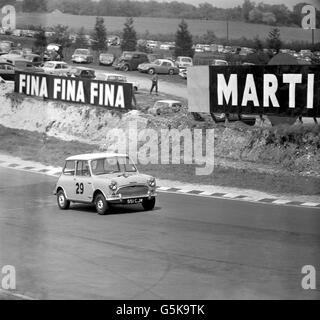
xmin=150 ymin=73 xmax=158 ymax=95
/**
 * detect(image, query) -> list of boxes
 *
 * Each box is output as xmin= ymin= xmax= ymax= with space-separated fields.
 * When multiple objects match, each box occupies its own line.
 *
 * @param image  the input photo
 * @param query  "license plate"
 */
xmin=126 ymin=198 xmax=143 ymax=204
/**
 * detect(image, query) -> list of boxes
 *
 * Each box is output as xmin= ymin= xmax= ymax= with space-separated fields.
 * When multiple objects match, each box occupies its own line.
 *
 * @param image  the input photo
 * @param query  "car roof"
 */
xmin=45 ymin=61 xmax=67 ymax=64
xmin=102 ymin=73 xmax=125 ymax=77
xmin=66 ymin=153 xmax=129 ymax=161
xmin=75 ymin=66 xmax=94 ymax=71
xmin=155 ymin=100 xmax=182 ymax=104
xmin=155 ymin=59 xmax=173 ymax=63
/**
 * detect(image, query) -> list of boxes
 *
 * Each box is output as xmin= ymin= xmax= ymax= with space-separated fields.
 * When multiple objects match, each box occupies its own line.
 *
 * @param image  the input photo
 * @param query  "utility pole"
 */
xmin=312 ymin=28 xmax=314 ymax=46
xmin=226 ymin=16 xmax=229 ymax=44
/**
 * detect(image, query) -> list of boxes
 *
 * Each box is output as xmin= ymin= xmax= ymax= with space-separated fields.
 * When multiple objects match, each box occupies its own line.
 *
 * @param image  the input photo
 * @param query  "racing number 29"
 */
xmin=76 ymin=183 xmax=84 ymax=194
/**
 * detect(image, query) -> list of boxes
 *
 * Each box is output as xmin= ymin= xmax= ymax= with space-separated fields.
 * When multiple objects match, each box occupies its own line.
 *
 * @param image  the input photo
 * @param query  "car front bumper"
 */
xmin=73 ymin=57 xmax=87 ymax=63
xmin=106 ymin=191 xmax=157 ymax=204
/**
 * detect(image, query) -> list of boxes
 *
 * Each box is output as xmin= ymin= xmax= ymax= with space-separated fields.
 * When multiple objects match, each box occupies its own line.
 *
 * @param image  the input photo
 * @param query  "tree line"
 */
xmin=11 ymin=0 xmax=320 ymax=28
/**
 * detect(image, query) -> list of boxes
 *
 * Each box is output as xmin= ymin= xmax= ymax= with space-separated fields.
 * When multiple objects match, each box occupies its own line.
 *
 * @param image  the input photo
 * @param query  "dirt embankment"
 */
xmin=0 ymin=83 xmax=319 ymax=178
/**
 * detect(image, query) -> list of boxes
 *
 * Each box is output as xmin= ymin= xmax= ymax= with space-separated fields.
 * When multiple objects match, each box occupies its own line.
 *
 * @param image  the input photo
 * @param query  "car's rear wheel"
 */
xmin=57 ymin=190 xmax=70 ymax=210
xmin=168 ymin=69 xmax=174 ymax=75
xmin=122 ymin=64 xmax=130 ymax=72
xmin=95 ymin=193 xmax=109 ymax=215
xmin=142 ymin=197 xmax=156 ymax=211
xmin=148 ymin=68 xmax=155 ymax=75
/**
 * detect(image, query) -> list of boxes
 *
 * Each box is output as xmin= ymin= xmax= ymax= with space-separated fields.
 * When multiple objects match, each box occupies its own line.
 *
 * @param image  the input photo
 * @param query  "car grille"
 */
xmin=117 ymin=185 xmax=148 ymax=197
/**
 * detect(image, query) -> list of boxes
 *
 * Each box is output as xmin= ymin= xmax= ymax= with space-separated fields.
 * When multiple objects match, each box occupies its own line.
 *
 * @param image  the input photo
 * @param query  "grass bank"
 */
xmin=0 ymin=125 xmax=319 ymax=196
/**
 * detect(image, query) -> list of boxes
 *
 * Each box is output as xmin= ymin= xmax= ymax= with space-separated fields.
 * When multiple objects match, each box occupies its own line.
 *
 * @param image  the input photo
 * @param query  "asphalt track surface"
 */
xmin=0 ymin=167 xmax=320 ymax=300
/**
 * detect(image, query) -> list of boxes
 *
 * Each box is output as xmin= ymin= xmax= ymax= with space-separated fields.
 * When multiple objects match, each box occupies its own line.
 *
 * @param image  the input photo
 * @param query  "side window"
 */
xmin=0 ymin=64 xmax=6 ymax=70
xmin=6 ymin=65 xmax=14 ymax=70
xmin=76 ymin=161 xmax=90 ymax=176
xmin=63 ymin=161 xmax=75 ymax=176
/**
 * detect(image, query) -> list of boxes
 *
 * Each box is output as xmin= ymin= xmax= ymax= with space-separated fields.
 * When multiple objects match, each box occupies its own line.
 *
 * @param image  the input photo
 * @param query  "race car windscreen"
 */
xmin=91 ymin=157 xmax=137 ymax=175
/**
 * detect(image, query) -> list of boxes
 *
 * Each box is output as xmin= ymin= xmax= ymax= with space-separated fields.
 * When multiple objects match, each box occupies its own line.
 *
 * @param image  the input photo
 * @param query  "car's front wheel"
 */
xmin=168 ymin=69 xmax=174 ymax=75
xmin=142 ymin=197 xmax=156 ymax=211
xmin=57 ymin=190 xmax=70 ymax=210
xmin=95 ymin=193 xmax=109 ymax=215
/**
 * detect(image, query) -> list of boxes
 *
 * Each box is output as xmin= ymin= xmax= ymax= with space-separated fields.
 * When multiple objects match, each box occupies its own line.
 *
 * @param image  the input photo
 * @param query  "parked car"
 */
xmin=211 ymin=59 xmax=228 ymax=66
xmin=0 ymin=41 xmax=14 ymax=55
xmin=4 ymin=54 xmax=43 ymax=68
xmin=0 ymin=62 xmax=15 ymax=81
xmin=179 ymin=68 xmax=187 ymax=79
xmin=71 ymin=48 xmax=93 ymax=64
xmin=138 ymin=59 xmax=179 ymax=75
xmin=148 ymin=100 xmax=183 ymax=115
xmin=175 ymin=56 xmax=193 ymax=68
xmin=54 ymin=153 xmax=157 ymax=215
xmin=1 ymin=49 xmax=24 ymax=59
xmin=12 ymin=60 xmax=44 ymax=73
xmin=71 ymin=67 xmax=96 ymax=79
xmin=99 ymin=53 xmax=115 ymax=66
xmin=113 ymin=51 xmax=149 ymax=71
xmin=42 ymin=61 xmax=72 ymax=75
xmin=95 ymin=72 xmax=140 ymax=91
xmin=21 ymin=54 xmax=43 ymax=66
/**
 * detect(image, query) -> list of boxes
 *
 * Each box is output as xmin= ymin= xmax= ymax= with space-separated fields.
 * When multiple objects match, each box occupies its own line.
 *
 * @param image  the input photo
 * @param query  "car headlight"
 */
xmin=109 ymin=181 xmax=117 ymax=191
xmin=148 ymin=177 xmax=156 ymax=188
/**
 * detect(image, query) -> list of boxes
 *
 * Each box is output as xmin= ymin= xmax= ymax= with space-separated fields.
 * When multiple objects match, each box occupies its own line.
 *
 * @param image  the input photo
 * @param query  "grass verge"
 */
xmin=0 ymin=125 xmax=319 ymax=196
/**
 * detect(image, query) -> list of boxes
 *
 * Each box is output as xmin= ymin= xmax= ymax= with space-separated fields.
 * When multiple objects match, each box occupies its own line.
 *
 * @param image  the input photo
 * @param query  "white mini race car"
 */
xmin=54 ymin=153 xmax=157 ymax=215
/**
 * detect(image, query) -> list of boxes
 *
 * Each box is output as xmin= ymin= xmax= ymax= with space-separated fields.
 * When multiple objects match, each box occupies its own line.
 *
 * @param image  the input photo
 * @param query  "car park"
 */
xmin=70 ymin=67 xmax=96 ymax=79
xmin=99 ymin=53 xmax=115 ymax=66
xmin=71 ymin=48 xmax=93 ymax=64
xmin=113 ymin=51 xmax=149 ymax=71
xmin=21 ymin=54 xmax=43 ymax=66
xmin=211 ymin=59 xmax=228 ymax=66
xmin=54 ymin=153 xmax=157 ymax=215
xmin=1 ymin=49 xmax=24 ymax=59
xmin=42 ymin=61 xmax=72 ymax=75
xmin=0 ymin=41 xmax=14 ymax=55
xmin=148 ymin=100 xmax=183 ymax=115
xmin=175 ymin=56 xmax=193 ymax=68
xmin=4 ymin=54 xmax=43 ymax=69
xmin=0 ymin=62 xmax=15 ymax=81
xmin=179 ymin=68 xmax=187 ymax=79
xmin=95 ymin=72 xmax=140 ymax=91
xmin=138 ymin=59 xmax=179 ymax=75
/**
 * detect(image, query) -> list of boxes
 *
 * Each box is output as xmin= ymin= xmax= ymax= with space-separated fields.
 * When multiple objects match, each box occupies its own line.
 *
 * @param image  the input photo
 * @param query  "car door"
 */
xmin=5 ymin=64 xmax=15 ymax=80
xmin=61 ymin=160 xmax=77 ymax=200
xmin=54 ymin=63 xmax=61 ymax=74
xmin=159 ymin=61 xmax=169 ymax=74
xmin=73 ymin=160 xmax=94 ymax=203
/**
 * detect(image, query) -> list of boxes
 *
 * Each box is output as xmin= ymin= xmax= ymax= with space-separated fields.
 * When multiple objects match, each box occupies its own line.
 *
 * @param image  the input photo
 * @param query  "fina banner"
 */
xmin=188 ymin=65 xmax=320 ymax=117
xmin=14 ymin=71 xmax=133 ymax=109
